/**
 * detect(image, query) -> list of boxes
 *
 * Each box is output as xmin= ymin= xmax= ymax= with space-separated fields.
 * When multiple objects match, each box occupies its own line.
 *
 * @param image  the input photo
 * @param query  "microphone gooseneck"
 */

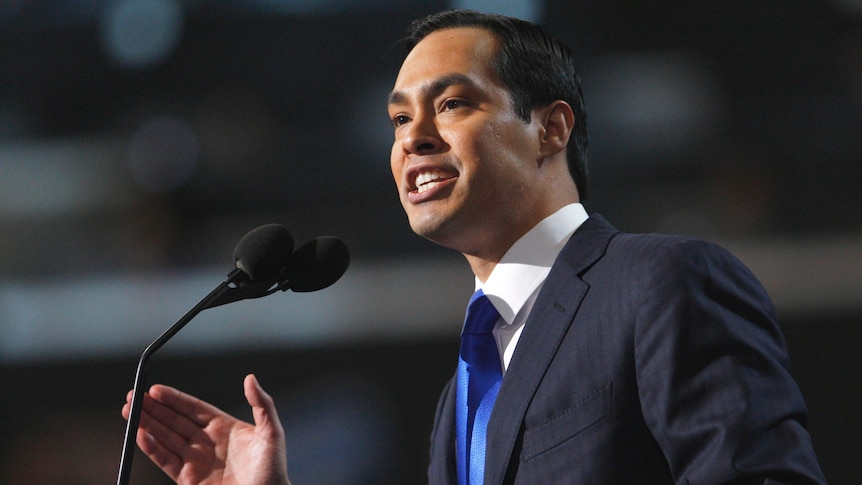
xmin=117 ymin=224 xmax=349 ymax=485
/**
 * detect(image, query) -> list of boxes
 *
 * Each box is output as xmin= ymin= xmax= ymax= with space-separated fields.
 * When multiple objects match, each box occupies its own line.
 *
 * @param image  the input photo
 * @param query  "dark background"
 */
xmin=0 ymin=1 xmax=860 ymax=483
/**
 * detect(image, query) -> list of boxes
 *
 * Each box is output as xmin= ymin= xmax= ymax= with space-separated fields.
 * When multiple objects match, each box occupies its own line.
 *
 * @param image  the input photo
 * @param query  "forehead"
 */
xmin=391 ymin=27 xmax=500 ymax=97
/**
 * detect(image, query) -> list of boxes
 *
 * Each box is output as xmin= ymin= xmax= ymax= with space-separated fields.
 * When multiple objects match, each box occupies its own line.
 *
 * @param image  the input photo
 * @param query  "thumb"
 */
xmin=244 ymin=374 xmax=284 ymax=439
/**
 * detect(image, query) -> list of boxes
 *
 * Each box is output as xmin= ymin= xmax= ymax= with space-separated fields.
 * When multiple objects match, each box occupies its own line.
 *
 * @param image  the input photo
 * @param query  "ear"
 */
xmin=536 ymin=100 xmax=574 ymax=159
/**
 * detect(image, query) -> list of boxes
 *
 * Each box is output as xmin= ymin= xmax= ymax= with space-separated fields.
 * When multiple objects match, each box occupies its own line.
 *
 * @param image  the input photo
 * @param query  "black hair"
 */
xmin=404 ymin=9 xmax=589 ymax=200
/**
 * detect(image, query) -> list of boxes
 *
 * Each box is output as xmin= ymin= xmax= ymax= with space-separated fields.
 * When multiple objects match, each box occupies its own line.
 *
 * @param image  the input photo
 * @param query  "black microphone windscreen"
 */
xmin=233 ymin=224 xmax=294 ymax=282
xmin=288 ymin=236 xmax=350 ymax=292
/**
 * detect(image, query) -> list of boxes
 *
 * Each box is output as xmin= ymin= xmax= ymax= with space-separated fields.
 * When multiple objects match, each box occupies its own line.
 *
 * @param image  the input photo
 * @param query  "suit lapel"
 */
xmin=482 ymin=215 xmax=618 ymax=484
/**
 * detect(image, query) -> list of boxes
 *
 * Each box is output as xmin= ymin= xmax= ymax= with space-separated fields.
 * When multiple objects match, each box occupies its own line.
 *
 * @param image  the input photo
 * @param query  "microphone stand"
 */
xmin=117 ymin=268 xmax=260 ymax=485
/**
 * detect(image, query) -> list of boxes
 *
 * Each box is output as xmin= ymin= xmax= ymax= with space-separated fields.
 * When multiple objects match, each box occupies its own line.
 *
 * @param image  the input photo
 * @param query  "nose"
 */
xmin=401 ymin=112 xmax=445 ymax=155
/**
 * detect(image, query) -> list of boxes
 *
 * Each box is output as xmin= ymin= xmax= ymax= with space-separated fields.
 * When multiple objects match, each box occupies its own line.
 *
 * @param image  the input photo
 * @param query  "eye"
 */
xmin=390 ymin=114 xmax=411 ymax=128
xmin=442 ymin=99 xmax=467 ymax=111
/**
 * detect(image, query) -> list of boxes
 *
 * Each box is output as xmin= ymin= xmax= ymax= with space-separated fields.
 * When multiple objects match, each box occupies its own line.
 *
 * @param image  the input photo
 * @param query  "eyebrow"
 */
xmin=387 ymin=73 xmax=478 ymax=107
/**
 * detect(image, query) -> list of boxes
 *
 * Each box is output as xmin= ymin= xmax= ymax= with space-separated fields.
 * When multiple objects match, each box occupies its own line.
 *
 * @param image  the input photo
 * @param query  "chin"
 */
xmin=409 ymin=214 xmax=449 ymax=242
xmin=409 ymin=220 xmax=441 ymax=241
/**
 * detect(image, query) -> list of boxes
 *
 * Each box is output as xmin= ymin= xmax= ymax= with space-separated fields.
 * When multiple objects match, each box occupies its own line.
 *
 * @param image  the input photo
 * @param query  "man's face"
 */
xmin=387 ymin=27 xmax=542 ymax=258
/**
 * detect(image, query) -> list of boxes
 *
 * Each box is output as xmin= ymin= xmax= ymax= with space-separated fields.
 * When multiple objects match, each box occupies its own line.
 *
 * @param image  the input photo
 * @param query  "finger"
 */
xmin=121 ymin=389 xmax=136 ymax=419
xmin=122 ymin=390 xmax=193 ymax=443
xmin=140 ymin=388 xmax=216 ymax=445
xmin=121 ymin=388 xmax=148 ymax=419
xmin=120 ymin=391 xmax=192 ymax=482
xmin=123 ymin=386 xmax=214 ymax=441
xmin=244 ymin=374 xmax=284 ymax=440
xmin=136 ymin=427 xmax=184 ymax=481
xmin=148 ymin=384 xmax=226 ymax=428
xmin=138 ymin=394 xmax=206 ymax=459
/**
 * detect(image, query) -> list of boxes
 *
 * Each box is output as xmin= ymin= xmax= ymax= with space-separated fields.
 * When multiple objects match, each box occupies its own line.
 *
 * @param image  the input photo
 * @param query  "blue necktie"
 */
xmin=455 ymin=289 xmax=502 ymax=485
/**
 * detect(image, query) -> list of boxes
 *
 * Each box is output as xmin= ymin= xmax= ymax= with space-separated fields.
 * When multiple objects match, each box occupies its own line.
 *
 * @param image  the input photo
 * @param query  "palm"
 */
xmin=176 ymin=418 xmax=282 ymax=485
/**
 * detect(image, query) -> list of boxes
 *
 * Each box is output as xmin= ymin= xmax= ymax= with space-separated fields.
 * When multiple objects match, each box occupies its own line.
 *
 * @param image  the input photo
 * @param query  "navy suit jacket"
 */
xmin=428 ymin=215 xmax=825 ymax=484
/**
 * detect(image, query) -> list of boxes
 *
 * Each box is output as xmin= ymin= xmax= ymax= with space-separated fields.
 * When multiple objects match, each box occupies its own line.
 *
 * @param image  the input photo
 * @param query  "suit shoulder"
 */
xmin=569 ymin=215 xmax=759 ymax=286
xmin=608 ymin=231 xmax=739 ymax=267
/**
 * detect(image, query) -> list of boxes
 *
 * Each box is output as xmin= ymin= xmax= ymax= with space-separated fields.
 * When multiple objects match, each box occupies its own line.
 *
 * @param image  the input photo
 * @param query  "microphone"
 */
xmin=117 ymin=224 xmax=349 ymax=485
xmin=283 ymin=236 xmax=351 ymax=292
xmin=199 ymin=224 xmax=297 ymax=309
xmin=233 ymin=223 xmax=294 ymax=282
xmin=202 ymin=234 xmax=351 ymax=309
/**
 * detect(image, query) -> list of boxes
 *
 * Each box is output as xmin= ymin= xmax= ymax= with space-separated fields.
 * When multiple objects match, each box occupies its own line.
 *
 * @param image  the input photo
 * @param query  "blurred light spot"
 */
xmin=451 ymin=0 xmax=543 ymax=22
xmin=127 ymin=117 xmax=200 ymax=194
xmin=101 ymin=0 xmax=184 ymax=69
xmin=583 ymin=50 xmax=723 ymax=165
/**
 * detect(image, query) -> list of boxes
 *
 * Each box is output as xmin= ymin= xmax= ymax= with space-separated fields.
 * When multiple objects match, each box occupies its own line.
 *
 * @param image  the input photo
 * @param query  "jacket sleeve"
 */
xmin=632 ymin=238 xmax=826 ymax=484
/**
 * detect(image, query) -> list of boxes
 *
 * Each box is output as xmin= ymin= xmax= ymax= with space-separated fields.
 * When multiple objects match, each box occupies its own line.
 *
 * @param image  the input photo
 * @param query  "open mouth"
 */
xmin=414 ymin=170 xmax=456 ymax=194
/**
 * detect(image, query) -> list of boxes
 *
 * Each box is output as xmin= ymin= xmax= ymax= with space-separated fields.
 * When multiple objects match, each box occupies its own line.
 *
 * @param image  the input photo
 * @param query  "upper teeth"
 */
xmin=416 ymin=171 xmax=445 ymax=193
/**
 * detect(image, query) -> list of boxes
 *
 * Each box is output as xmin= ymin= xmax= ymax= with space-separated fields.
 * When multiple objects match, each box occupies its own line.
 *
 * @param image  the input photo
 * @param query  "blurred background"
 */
xmin=0 ymin=0 xmax=860 ymax=483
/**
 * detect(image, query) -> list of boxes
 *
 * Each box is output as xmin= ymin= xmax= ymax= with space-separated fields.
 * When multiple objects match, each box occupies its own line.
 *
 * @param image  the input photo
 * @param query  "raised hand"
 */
xmin=122 ymin=374 xmax=291 ymax=485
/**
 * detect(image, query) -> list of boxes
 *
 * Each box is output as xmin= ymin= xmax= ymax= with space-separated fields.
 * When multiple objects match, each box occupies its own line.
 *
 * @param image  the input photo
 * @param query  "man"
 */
xmin=122 ymin=9 xmax=826 ymax=484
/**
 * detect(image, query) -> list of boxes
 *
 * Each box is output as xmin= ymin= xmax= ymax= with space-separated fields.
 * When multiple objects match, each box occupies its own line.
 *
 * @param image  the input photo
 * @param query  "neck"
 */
xmin=461 ymin=169 xmax=580 ymax=283
xmin=465 ymin=254 xmax=498 ymax=284
xmin=464 ymin=200 xmax=580 ymax=283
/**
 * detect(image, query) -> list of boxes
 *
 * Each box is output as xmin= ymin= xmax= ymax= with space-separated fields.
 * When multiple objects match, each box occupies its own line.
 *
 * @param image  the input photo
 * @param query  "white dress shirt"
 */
xmin=476 ymin=203 xmax=589 ymax=372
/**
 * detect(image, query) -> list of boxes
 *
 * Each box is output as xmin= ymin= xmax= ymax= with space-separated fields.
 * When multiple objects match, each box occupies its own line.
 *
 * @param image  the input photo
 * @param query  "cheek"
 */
xmin=389 ymin=145 xmax=400 ymax=181
xmin=479 ymin=120 xmax=518 ymax=156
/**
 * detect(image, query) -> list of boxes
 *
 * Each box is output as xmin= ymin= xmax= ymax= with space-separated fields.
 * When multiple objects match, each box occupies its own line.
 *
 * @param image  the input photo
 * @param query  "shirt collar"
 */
xmin=477 ymin=203 xmax=589 ymax=324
